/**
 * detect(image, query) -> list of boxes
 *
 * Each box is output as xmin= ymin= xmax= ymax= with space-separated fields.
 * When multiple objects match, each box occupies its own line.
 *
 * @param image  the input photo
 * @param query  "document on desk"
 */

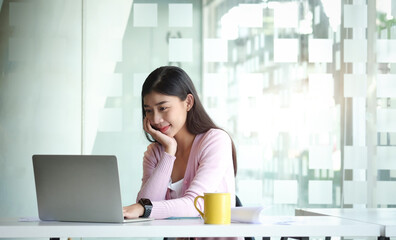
xmin=231 ymin=207 xmax=272 ymax=223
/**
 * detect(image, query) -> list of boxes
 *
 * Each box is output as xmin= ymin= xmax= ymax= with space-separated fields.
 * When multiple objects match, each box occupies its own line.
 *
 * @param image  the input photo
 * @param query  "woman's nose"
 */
xmin=152 ymin=112 xmax=163 ymax=124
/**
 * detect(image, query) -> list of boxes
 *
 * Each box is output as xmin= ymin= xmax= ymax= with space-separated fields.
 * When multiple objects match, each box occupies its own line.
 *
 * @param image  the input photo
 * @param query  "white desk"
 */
xmin=0 ymin=216 xmax=381 ymax=238
xmin=296 ymin=208 xmax=396 ymax=238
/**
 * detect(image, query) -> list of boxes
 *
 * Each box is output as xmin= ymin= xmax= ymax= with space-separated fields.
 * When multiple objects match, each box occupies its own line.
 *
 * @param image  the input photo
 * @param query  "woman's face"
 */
xmin=143 ymin=91 xmax=192 ymax=138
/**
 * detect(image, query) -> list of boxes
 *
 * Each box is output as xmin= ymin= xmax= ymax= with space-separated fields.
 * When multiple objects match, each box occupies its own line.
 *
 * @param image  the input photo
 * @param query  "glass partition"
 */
xmin=1 ymin=0 xmax=396 ymax=228
xmin=0 ymin=0 xmax=82 ymax=217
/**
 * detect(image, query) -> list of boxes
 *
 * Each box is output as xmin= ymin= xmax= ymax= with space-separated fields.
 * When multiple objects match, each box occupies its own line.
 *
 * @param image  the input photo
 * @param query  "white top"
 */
xmin=296 ymin=208 xmax=396 ymax=237
xmin=0 ymin=216 xmax=381 ymax=238
xmin=168 ymin=178 xmax=184 ymax=199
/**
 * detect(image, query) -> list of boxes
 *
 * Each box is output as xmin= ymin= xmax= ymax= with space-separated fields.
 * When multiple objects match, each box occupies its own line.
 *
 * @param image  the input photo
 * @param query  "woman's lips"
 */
xmin=159 ymin=125 xmax=170 ymax=133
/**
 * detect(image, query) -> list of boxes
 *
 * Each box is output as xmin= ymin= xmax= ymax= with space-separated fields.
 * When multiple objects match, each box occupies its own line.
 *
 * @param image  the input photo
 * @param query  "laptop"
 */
xmin=32 ymin=154 xmax=152 ymax=223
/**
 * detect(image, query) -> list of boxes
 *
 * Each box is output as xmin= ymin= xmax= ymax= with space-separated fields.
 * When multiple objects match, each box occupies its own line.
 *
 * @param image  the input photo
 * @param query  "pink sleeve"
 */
xmin=149 ymin=130 xmax=235 ymax=219
xmin=136 ymin=143 xmax=176 ymax=202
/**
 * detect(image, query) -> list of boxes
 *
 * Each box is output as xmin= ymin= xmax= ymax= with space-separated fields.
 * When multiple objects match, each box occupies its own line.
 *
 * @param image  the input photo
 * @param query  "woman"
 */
xmin=123 ymin=66 xmax=237 ymax=220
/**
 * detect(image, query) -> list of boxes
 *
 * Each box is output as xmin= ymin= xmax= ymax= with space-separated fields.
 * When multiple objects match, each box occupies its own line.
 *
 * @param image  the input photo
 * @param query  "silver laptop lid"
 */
xmin=33 ymin=155 xmax=125 ymax=223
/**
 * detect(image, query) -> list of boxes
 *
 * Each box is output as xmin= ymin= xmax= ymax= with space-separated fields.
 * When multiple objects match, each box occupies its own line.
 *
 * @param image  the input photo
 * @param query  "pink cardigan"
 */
xmin=136 ymin=128 xmax=236 ymax=219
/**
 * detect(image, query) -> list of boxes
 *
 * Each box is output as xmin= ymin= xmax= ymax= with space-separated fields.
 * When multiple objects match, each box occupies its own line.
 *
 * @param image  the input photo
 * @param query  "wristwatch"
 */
xmin=138 ymin=198 xmax=153 ymax=218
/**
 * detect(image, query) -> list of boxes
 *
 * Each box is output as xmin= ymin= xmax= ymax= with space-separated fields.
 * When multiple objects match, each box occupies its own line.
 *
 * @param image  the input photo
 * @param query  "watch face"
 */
xmin=140 ymin=198 xmax=152 ymax=206
xmin=139 ymin=198 xmax=152 ymax=218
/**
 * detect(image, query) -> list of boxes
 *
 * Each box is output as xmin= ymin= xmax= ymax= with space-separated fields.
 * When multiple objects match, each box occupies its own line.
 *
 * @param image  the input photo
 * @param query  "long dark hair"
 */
xmin=141 ymin=66 xmax=238 ymax=176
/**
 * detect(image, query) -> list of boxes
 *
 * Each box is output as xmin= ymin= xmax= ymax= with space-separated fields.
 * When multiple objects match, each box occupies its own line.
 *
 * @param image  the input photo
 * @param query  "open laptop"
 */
xmin=32 ymin=154 xmax=152 ymax=223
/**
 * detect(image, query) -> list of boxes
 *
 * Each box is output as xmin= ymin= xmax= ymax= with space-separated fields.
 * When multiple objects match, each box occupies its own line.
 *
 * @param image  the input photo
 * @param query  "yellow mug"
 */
xmin=193 ymin=193 xmax=231 ymax=224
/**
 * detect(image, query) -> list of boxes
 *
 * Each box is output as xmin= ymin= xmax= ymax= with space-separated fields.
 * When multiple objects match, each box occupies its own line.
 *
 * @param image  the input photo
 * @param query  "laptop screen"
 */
xmin=33 ymin=155 xmax=125 ymax=223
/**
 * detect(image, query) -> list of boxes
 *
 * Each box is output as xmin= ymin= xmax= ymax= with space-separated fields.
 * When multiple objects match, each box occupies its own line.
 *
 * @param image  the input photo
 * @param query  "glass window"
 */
xmin=202 ymin=0 xmax=396 ymax=211
xmin=1 ymin=0 xmax=396 ymax=220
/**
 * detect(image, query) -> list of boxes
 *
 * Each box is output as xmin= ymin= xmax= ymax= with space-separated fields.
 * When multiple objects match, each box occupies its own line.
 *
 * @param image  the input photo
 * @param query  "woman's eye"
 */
xmin=159 ymin=107 xmax=168 ymax=111
xmin=144 ymin=109 xmax=152 ymax=114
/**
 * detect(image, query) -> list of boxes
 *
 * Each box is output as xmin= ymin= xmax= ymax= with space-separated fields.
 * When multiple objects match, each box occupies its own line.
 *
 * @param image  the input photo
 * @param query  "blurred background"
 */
xmin=0 ymin=0 xmax=396 ymax=236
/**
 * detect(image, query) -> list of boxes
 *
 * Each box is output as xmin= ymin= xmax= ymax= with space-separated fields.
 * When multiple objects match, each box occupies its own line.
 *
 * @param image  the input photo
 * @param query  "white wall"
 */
xmin=0 ymin=0 xmax=202 ymax=220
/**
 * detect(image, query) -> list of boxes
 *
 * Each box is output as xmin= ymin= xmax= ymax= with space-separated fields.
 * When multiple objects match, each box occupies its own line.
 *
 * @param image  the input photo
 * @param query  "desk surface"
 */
xmin=296 ymin=208 xmax=396 ymax=237
xmin=0 ymin=216 xmax=381 ymax=238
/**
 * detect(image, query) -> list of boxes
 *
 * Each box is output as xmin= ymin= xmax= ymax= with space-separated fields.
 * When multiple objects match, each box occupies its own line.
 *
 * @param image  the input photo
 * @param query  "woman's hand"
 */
xmin=123 ymin=203 xmax=145 ymax=219
xmin=143 ymin=117 xmax=177 ymax=155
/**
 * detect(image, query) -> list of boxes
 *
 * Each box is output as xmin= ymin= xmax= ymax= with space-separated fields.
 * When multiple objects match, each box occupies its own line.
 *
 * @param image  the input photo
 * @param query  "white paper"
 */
xmin=231 ymin=207 xmax=268 ymax=223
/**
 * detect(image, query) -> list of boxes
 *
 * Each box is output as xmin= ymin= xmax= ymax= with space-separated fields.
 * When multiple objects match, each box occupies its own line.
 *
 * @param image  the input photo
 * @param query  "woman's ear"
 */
xmin=186 ymin=94 xmax=194 ymax=111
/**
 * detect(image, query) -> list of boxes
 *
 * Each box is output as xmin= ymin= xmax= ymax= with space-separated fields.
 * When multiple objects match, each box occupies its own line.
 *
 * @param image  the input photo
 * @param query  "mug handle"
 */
xmin=194 ymin=195 xmax=205 ymax=218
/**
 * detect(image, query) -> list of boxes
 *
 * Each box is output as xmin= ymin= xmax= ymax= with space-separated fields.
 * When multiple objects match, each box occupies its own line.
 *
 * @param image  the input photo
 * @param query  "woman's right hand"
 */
xmin=123 ymin=203 xmax=144 ymax=219
xmin=143 ymin=117 xmax=177 ymax=156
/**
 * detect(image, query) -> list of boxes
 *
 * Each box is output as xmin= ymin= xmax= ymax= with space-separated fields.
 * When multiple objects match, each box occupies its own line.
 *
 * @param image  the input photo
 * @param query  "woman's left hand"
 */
xmin=123 ymin=203 xmax=145 ymax=219
xmin=143 ymin=117 xmax=177 ymax=155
